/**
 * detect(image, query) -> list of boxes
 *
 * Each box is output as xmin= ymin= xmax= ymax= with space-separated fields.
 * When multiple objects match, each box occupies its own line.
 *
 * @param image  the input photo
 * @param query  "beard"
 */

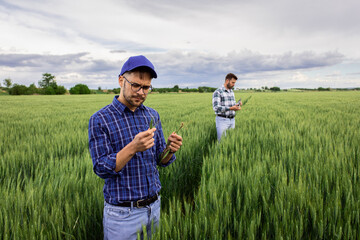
xmin=122 ymin=83 xmax=147 ymax=108
xmin=226 ymin=83 xmax=234 ymax=89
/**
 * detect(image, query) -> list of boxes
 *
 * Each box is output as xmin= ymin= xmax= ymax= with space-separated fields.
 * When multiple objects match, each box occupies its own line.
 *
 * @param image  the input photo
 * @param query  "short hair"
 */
xmin=225 ymin=73 xmax=238 ymax=81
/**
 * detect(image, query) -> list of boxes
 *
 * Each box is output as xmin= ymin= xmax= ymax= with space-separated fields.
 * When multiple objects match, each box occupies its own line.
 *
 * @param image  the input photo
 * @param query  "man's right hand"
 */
xmin=131 ymin=128 xmax=157 ymax=152
xmin=230 ymin=105 xmax=241 ymax=111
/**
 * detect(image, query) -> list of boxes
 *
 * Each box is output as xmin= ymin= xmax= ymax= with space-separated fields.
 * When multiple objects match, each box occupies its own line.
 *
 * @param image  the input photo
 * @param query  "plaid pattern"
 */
xmin=212 ymin=87 xmax=236 ymax=117
xmin=88 ymin=96 xmax=175 ymax=204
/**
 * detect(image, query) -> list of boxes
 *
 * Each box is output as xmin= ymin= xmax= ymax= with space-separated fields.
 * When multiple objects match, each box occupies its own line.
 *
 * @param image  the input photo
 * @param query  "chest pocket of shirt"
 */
xmin=220 ymin=95 xmax=226 ymax=105
xmin=107 ymin=126 xmax=134 ymax=152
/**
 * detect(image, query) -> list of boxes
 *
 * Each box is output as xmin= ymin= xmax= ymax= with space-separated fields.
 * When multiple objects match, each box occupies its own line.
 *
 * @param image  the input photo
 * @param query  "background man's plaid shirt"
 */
xmin=212 ymin=87 xmax=236 ymax=117
xmin=88 ymin=96 xmax=175 ymax=204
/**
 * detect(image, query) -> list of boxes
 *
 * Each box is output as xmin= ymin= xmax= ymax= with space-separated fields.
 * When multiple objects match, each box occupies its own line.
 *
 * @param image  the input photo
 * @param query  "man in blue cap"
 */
xmin=89 ymin=55 xmax=183 ymax=239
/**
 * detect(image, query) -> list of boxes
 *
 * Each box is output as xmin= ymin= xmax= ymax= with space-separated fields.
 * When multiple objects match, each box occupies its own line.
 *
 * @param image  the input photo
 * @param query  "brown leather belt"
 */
xmin=110 ymin=195 xmax=158 ymax=208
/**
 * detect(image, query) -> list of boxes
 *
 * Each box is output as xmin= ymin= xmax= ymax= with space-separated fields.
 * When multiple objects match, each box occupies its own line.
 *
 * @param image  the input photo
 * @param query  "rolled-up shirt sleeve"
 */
xmin=212 ymin=90 xmax=229 ymax=114
xmin=89 ymin=115 xmax=120 ymax=179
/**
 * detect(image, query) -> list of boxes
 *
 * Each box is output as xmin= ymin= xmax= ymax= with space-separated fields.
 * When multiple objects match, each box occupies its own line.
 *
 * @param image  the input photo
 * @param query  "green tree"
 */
xmin=3 ymin=78 xmax=12 ymax=88
xmin=318 ymin=87 xmax=330 ymax=91
xmin=38 ymin=73 xmax=56 ymax=88
xmin=38 ymin=73 xmax=66 ymax=95
xmin=9 ymin=84 xmax=28 ymax=95
xmin=270 ymin=86 xmax=281 ymax=92
xmin=158 ymin=89 xmax=166 ymax=93
xmin=198 ymin=86 xmax=217 ymax=93
xmin=55 ymin=85 xmax=67 ymax=95
xmin=44 ymin=86 xmax=56 ymax=95
xmin=27 ymin=83 xmax=38 ymax=95
xmin=112 ymin=88 xmax=120 ymax=94
xmin=69 ymin=84 xmax=91 ymax=94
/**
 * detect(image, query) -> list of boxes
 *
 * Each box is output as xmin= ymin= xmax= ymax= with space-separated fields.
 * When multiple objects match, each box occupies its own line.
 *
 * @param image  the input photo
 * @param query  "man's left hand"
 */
xmin=167 ymin=133 xmax=183 ymax=153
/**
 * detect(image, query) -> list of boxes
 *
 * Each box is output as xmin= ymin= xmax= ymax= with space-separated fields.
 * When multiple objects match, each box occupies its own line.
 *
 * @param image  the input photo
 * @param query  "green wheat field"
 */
xmin=1 ymin=91 xmax=359 ymax=239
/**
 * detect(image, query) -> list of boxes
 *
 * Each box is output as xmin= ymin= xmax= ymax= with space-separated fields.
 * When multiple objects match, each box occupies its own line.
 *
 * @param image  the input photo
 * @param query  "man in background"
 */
xmin=89 ymin=55 xmax=183 ymax=239
xmin=212 ymin=73 xmax=242 ymax=141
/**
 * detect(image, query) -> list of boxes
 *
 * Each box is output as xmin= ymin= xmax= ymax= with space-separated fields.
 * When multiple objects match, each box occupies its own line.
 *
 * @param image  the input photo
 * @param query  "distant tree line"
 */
xmin=293 ymin=87 xmax=360 ymax=91
xmin=2 ymin=76 xmax=359 ymax=96
xmin=247 ymin=86 xmax=281 ymax=92
xmin=2 ymin=73 xmax=91 ymax=95
xmin=152 ymin=85 xmax=217 ymax=93
xmin=0 ymin=80 xmax=283 ymax=95
xmin=2 ymin=73 xmax=67 ymax=95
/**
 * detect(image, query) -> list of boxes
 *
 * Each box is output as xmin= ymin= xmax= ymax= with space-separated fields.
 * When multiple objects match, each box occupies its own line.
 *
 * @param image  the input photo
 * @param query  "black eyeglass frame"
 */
xmin=123 ymin=75 xmax=153 ymax=94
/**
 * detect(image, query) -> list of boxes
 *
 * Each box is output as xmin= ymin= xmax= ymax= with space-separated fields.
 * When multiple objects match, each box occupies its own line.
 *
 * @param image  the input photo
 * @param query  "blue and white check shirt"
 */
xmin=212 ymin=87 xmax=236 ymax=117
xmin=88 ymin=96 xmax=175 ymax=204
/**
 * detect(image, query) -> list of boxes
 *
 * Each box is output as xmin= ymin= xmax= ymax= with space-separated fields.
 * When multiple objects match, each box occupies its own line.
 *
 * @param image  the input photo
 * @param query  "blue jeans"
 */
xmin=103 ymin=197 xmax=161 ymax=240
xmin=215 ymin=116 xmax=235 ymax=141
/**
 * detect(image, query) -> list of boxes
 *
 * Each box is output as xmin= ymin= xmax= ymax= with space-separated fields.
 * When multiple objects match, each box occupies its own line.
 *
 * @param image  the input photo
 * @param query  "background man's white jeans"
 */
xmin=216 ymin=116 xmax=235 ymax=141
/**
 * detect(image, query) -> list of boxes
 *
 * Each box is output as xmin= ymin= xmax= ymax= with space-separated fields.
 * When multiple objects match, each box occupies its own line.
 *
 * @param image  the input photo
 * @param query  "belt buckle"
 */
xmin=136 ymin=199 xmax=145 ymax=208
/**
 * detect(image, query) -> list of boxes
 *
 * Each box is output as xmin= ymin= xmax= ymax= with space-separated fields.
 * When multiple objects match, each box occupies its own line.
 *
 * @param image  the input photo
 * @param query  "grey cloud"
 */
xmin=125 ymin=0 xmax=360 ymax=35
xmin=1 ymin=0 xmax=63 ymax=19
xmin=89 ymin=59 xmax=121 ymax=72
xmin=0 ymin=52 xmax=88 ymax=68
xmin=257 ymin=51 xmax=344 ymax=71
xmin=151 ymin=50 xmax=344 ymax=77
xmin=347 ymin=72 xmax=360 ymax=76
xmin=272 ymin=0 xmax=360 ymax=33
xmin=110 ymin=50 xmax=127 ymax=53
xmin=268 ymin=1 xmax=360 ymax=34
xmin=125 ymin=0 xmax=235 ymax=12
xmin=325 ymin=73 xmax=341 ymax=78
xmin=0 ymin=52 xmax=120 ymax=73
xmin=1 ymin=0 xmax=68 ymax=34
xmin=0 ymin=50 xmax=345 ymax=76
xmin=123 ymin=0 xmax=238 ymax=21
xmin=0 ymin=50 xmax=349 ymax=89
xmin=142 ymin=50 xmax=345 ymax=88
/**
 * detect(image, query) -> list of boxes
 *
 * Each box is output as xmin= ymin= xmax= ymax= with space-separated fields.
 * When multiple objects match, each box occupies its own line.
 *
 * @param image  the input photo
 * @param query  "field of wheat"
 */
xmin=0 ymin=91 xmax=359 ymax=239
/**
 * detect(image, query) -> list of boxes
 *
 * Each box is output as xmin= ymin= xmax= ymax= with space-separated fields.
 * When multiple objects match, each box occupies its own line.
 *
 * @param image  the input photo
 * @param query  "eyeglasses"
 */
xmin=123 ymin=76 xmax=152 ymax=94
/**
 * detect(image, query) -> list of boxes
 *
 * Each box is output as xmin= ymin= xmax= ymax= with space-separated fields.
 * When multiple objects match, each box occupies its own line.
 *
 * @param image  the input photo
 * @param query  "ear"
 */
xmin=118 ymin=75 xmax=124 ymax=88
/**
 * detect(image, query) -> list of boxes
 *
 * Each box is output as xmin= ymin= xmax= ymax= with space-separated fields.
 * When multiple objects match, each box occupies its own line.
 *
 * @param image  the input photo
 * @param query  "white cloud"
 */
xmin=292 ymin=72 xmax=309 ymax=83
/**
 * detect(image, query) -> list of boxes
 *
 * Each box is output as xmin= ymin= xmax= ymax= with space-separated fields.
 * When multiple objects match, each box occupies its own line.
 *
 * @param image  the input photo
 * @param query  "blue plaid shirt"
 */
xmin=88 ymin=96 xmax=175 ymax=204
xmin=212 ymin=87 xmax=236 ymax=117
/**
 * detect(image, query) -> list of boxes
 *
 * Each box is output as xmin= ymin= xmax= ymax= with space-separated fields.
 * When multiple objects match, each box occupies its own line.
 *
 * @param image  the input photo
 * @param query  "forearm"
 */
xmin=214 ymin=105 xmax=229 ymax=113
xmin=160 ymin=151 xmax=174 ymax=165
xmin=115 ymin=141 xmax=137 ymax=172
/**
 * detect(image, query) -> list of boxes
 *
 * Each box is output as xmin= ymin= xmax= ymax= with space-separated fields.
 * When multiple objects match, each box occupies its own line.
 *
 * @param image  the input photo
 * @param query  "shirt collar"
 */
xmin=112 ymin=95 xmax=145 ymax=114
xmin=221 ymin=86 xmax=233 ymax=93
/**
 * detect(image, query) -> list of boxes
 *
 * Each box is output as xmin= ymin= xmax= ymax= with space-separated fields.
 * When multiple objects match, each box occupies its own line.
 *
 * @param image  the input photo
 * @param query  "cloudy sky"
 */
xmin=1 ymin=0 xmax=360 ymax=89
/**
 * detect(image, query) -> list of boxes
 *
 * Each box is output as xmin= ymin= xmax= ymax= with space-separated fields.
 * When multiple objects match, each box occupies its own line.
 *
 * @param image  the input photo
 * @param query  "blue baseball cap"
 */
xmin=119 ymin=55 xmax=157 ymax=78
